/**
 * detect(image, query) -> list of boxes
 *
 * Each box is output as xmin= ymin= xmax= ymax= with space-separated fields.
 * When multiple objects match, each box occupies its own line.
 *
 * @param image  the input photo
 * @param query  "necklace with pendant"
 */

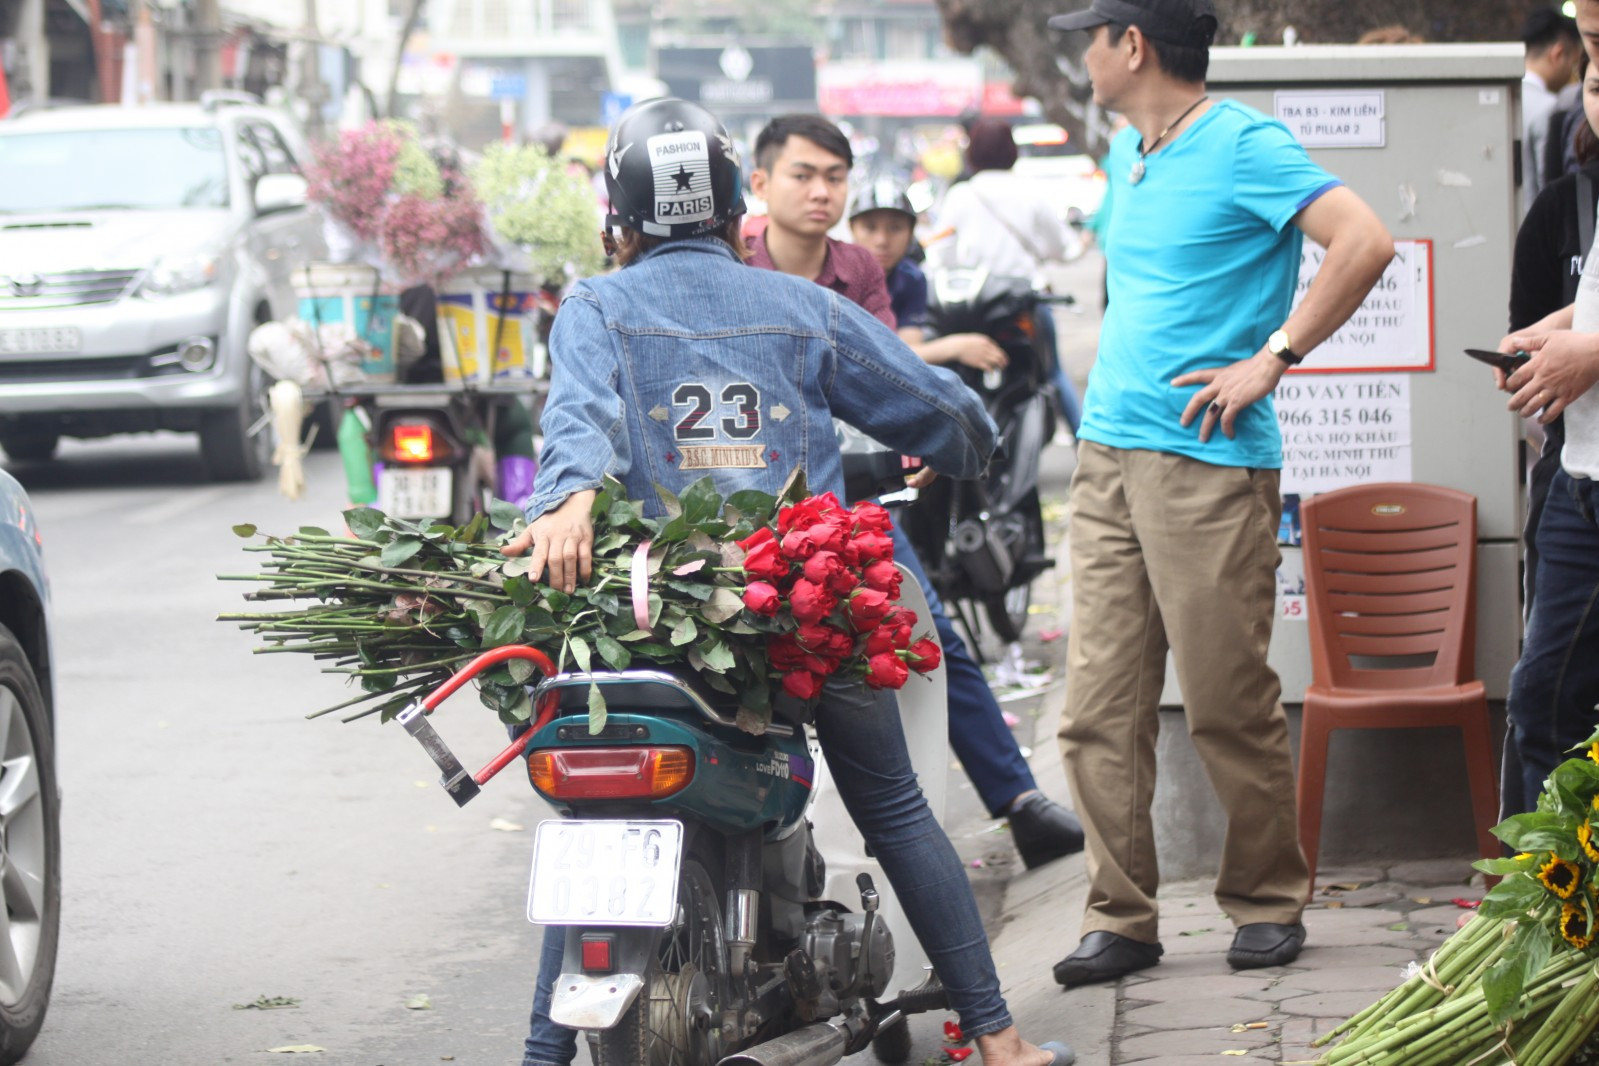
xmin=1129 ymin=95 xmax=1209 ymax=185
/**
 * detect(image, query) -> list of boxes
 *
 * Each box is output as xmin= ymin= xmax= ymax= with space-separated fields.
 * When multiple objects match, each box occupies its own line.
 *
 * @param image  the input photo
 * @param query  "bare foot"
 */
xmin=975 ymin=1026 xmax=1062 ymax=1066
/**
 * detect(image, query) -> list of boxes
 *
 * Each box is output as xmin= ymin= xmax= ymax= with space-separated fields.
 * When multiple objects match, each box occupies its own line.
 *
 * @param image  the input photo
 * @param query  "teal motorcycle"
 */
xmin=398 ymin=571 xmax=951 ymax=1066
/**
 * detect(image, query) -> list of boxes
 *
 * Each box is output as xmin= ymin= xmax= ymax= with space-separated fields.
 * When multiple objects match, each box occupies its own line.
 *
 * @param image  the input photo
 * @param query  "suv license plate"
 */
xmin=378 ymin=467 xmax=452 ymax=518
xmin=0 ymin=327 xmax=81 ymax=355
xmin=527 ymin=819 xmax=683 ymax=927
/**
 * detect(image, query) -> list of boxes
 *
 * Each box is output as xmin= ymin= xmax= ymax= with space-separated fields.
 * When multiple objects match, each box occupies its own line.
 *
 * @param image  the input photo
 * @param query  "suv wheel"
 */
xmin=0 ymin=433 xmax=59 ymax=465
xmin=0 ymin=625 xmax=60 ymax=1065
xmin=200 ymin=362 xmax=273 ymax=482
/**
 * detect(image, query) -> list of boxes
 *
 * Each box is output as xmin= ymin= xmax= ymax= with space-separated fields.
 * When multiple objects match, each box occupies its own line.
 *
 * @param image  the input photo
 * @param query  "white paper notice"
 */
xmin=1275 ymin=374 xmax=1413 ymax=496
xmin=1290 ymin=239 xmax=1434 ymax=373
xmin=1275 ymin=90 xmax=1386 ymax=148
xmin=1276 ymin=553 xmax=1307 ymax=623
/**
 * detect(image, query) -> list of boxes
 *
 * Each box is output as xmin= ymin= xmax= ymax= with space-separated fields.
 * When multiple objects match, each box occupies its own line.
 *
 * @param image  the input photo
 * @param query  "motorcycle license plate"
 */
xmin=378 ymin=467 xmax=452 ymax=519
xmin=527 ymin=819 xmax=683 ymax=927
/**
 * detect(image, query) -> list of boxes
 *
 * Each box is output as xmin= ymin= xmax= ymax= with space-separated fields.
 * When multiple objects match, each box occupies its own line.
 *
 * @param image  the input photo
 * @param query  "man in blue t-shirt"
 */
xmin=1046 ymin=0 xmax=1395 ymax=987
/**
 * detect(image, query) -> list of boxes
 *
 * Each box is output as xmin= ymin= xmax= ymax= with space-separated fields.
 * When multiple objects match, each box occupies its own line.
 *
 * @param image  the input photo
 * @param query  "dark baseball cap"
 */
xmin=1049 ymin=0 xmax=1218 ymax=46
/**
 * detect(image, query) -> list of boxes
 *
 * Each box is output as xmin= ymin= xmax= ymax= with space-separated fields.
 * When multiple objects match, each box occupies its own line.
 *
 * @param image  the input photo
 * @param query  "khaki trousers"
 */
xmin=1059 ymin=441 xmax=1309 ymax=943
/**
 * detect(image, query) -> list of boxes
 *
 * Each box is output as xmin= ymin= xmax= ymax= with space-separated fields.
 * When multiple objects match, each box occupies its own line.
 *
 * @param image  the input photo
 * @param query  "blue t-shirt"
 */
xmin=1078 ymin=99 xmax=1341 ymax=469
xmin=884 ymin=257 xmax=930 ymax=331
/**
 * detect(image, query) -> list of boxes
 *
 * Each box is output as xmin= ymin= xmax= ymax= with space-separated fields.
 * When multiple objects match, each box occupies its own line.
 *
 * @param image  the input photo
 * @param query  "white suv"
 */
xmin=0 ymin=97 xmax=322 ymax=479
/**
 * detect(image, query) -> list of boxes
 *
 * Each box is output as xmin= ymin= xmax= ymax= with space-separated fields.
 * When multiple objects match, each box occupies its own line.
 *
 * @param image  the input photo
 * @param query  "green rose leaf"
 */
xmin=488 ymin=498 xmax=525 ymax=531
xmin=343 ymin=507 xmax=385 ymax=539
xmin=381 ymin=537 xmax=423 ymax=567
xmin=595 ymin=635 xmax=631 ymax=672
xmin=680 ymin=478 xmax=724 ymax=525
xmin=508 ymin=658 xmax=535 ymax=684
xmin=499 ymin=688 xmax=533 ymax=724
xmin=670 ymin=616 xmax=698 ymax=647
xmin=232 ymin=523 xmax=258 ymax=538
xmin=569 ymin=635 xmax=593 ymax=673
xmin=482 ymin=605 xmax=526 ymax=648
xmin=298 ymin=526 xmax=331 ymax=538
xmin=587 ymin=683 xmax=608 ymax=734
xmin=701 ymin=588 xmax=744 ymax=624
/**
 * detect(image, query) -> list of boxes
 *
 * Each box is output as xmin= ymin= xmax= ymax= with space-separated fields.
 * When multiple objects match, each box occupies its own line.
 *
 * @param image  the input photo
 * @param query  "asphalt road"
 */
xmin=1 ymin=250 xmax=1103 ymax=1066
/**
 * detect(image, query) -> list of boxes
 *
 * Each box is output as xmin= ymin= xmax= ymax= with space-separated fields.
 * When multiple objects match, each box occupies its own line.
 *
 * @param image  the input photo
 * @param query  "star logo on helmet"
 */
xmin=608 ymin=141 xmax=633 ymax=179
xmin=672 ymin=165 xmax=694 ymax=192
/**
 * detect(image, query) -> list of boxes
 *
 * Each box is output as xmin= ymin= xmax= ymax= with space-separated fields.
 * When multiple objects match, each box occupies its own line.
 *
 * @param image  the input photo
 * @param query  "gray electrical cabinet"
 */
xmin=1157 ymin=43 xmax=1526 ymax=707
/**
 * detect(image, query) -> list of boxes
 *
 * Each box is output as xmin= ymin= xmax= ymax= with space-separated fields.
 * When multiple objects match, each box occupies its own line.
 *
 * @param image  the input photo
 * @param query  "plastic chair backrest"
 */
xmin=1300 ymin=483 xmax=1478 ymax=692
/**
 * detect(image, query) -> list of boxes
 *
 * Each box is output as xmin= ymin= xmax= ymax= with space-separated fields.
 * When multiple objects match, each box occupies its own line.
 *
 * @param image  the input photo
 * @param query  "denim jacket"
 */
xmin=526 ymin=238 xmax=997 ymax=521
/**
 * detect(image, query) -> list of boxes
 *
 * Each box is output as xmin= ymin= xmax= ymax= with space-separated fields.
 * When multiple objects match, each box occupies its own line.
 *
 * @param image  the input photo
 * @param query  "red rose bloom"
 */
xmin=743 ymin=538 xmax=788 ymax=581
xmin=778 ymin=499 xmax=826 ymax=534
xmin=864 ymin=652 xmax=910 ymax=690
xmin=882 ymin=607 xmax=918 ymax=631
xmin=908 ymin=638 xmax=942 ymax=674
xmin=742 ymin=581 xmax=781 ymax=616
xmin=802 ymin=550 xmax=845 ymax=587
xmin=825 ymin=566 xmax=859 ymax=596
xmin=865 ymin=628 xmax=899 ymax=656
xmin=852 ymin=501 xmax=893 ymax=533
xmin=845 ymin=588 xmax=893 ymax=632
xmin=806 ymin=519 xmax=850 ymax=555
xmin=788 ymin=578 xmax=838 ymax=624
xmin=782 ymin=670 xmax=826 ymax=700
xmin=862 ymin=559 xmax=902 ymax=596
xmin=780 ymin=528 xmax=820 ymax=561
xmin=738 ymin=526 xmax=775 ymax=551
xmin=798 ymin=622 xmax=854 ymax=660
xmin=852 ymin=531 xmax=894 ymax=564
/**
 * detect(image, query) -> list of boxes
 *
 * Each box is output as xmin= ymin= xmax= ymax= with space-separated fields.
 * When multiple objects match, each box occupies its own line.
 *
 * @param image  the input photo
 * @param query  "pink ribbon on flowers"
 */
xmin=632 ymin=539 xmax=654 ymax=633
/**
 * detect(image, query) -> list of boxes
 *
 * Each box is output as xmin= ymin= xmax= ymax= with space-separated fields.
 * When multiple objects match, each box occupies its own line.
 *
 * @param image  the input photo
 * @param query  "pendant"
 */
xmin=1129 ymin=159 xmax=1145 ymax=185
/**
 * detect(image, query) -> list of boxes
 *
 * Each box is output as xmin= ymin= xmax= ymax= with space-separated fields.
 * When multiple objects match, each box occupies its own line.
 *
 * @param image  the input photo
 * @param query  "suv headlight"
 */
xmin=140 ymin=252 xmax=220 ymax=298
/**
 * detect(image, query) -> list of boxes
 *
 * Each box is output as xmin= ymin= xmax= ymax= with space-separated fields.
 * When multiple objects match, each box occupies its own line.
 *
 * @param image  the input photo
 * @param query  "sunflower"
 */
xmin=1582 ymin=822 xmax=1599 ymax=864
xmin=1560 ymin=902 xmax=1595 ymax=949
xmin=1590 ymin=742 xmax=1599 ymax=766
xmin=1538 ymin=855 xmax=1583 ymax=899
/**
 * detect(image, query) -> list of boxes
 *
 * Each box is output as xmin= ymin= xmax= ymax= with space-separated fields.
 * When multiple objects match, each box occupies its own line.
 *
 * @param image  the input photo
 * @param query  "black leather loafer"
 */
xmin=1226 ymin=922 xmax=1307 ymax=970
xmin=1052 ymin=931 xmax=1163 ymax=988
xmin=1008 ymin=793 xmax=1086 ymax=870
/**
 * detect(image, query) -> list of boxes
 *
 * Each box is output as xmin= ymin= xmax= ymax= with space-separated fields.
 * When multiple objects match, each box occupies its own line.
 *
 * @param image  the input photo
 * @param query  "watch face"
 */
xmin=1269 ymin=330 xmax=1290 ymax=354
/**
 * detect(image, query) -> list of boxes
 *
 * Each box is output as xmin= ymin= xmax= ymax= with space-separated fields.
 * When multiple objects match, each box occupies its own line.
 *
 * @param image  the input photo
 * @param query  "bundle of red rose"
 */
xmin=736 ymin=492 xmax=941 ymax=700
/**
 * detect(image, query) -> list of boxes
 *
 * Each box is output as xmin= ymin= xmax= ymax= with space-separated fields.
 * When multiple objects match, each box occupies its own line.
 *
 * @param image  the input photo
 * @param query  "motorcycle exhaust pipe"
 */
xmin=718 ymin=1021 xmax=848 ymax=1066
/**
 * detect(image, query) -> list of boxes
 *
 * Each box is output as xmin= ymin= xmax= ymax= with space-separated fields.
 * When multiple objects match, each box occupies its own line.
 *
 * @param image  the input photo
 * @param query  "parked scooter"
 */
xmin=901 ymin=266 xmax=1068 ymax=644
xmin=396 ymin=567 xmax=952 ymax=1066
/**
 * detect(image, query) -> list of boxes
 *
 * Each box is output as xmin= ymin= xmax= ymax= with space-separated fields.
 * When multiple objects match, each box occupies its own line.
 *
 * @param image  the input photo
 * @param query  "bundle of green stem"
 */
xmin=219 ymin=476 xmax=819 ymax=732
xmin=1313 ymin=914 xmax=1599 ymax=1064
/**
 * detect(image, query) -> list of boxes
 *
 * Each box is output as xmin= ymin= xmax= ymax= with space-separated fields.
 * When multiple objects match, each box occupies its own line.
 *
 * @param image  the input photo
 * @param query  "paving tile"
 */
xmin=1278 ymin=989 xmax=1388 ymax=1018
xmin=1161 ymin=929 xmax=1236 ymax=957
xmin=1118 ymin=1057 xmax=1275 ymax=1065
xmin=1314 ymin=865 xmax=1385 ymax=888
xmin=1124 ymin=953 xmax=1236 ymax=982
xmin=1279 ymin=1016 xmax=1342 ymax=1064
xmin=1117 ymin=973 xmax=1285 ymax=1005
xmin=1272 ymin=965 xmax=1409 ymax=994
xmin=1384 ymin=857 xmax=1480 ymax=886
xmin=1115 ymin=1024 xmax=1273 ymax=1061
xmin=1121 ymin=996 xmax=1268 ymax=1031
xmin=1289 ymin=944 xmax=1421 ymax=969
xmin=1311 ymin=882 xmax=1404 ymax=908
xmin=1300 ymin=919 xmax=1409 ymax=948
xmin=1407 ymin=903 xmax=1480 ymax=929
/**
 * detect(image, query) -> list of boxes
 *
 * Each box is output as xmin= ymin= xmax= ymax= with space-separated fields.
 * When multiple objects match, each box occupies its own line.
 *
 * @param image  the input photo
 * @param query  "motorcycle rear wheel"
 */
xmin=598 ymin=855 xmax=727 ymax=1066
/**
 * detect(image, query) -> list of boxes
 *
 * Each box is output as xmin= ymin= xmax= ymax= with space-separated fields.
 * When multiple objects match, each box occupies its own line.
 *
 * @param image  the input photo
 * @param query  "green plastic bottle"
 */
xmin=337 ymin=406 xmax=378 ymax=505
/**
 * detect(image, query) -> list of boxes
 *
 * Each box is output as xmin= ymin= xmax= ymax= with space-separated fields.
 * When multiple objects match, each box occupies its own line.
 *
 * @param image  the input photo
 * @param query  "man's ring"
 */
xmin=1209 ymin=402 xmax=1223 ymax=415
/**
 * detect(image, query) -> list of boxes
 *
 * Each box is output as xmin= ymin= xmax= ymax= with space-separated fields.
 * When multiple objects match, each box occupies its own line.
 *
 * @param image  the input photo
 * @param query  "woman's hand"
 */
xmin=501 ymin=489 xmax=597 ymax=593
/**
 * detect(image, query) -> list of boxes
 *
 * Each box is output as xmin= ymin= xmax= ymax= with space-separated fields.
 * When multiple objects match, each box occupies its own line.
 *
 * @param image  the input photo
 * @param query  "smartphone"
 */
xmin=1464 ymin=348 xmax=1531 ymax=375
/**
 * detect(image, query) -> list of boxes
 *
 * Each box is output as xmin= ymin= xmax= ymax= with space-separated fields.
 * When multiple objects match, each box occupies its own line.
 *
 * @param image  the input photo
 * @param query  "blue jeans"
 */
xmin=521 ymin=680 xmax=1014 ymax=1066
xmin=890 ymin=522 xmax=1038 ymax=817
xmin=1502 ymin=469 xmax=1599 ymax=817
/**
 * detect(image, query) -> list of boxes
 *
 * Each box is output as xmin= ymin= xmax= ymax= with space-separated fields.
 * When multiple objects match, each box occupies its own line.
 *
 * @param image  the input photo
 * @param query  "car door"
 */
xmin=238 ymin=119 xmax=314 ymax=320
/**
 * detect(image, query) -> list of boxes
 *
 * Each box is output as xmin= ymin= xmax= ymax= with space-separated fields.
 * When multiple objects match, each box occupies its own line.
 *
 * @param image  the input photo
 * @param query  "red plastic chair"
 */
xmin=1295 ymin=483 xmax=1500 ymax=892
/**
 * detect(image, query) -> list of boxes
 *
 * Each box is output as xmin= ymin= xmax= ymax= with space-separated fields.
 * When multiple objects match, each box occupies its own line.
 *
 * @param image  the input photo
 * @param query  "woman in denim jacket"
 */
xmin=503 ymin=98 xmax=1074 ymax=1066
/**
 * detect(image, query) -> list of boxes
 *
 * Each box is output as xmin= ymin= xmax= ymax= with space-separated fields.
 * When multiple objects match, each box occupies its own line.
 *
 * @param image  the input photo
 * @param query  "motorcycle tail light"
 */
xmin=528 ymin=746 xmax=694 ymax=800
xmin=580 ymin=933 xmax=614 ymax=974
xmin=1016 ymin=312 xmax=1036 ymax=339
xmin=390 ymin=424 xmax=435 ymax=463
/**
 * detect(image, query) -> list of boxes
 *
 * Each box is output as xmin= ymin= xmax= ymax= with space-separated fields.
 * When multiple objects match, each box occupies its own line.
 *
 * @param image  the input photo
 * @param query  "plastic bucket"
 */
xmin=435 ymin=268 xmax=543 ymax=386
xmin=291 ymin=263 xmax=402 ymax=383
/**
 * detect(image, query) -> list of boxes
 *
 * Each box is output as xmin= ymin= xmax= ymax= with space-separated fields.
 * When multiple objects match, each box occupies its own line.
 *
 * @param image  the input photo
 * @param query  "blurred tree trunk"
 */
xmin=935 ymin=0 xmax=1543 ymax=153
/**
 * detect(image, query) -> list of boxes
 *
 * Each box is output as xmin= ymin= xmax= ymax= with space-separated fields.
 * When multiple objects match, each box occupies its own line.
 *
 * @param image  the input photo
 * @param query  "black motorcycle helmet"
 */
xmin=603 ymin=97 xmax=746 ymax=240
xmin=846 ymin=175 xmax=917 ymax=224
